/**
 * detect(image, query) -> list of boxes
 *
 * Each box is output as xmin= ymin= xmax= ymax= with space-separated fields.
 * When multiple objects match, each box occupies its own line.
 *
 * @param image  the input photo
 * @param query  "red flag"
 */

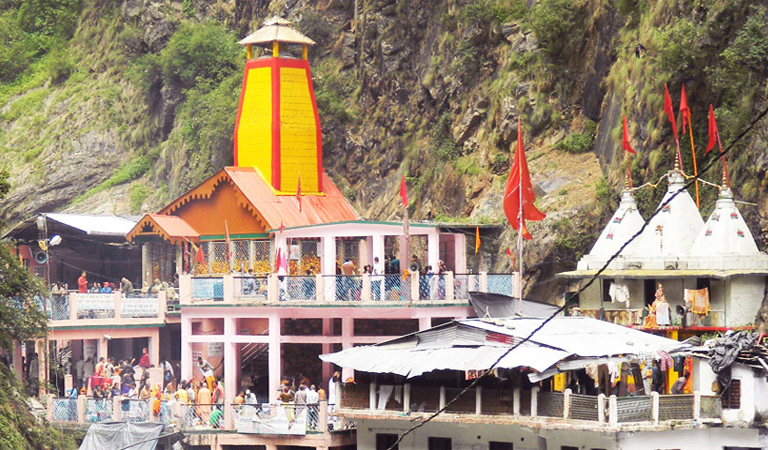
xmin=279 ymin=221 xmax=284 ymax=234
xmin=622 ymin=114 xmax=635 ymax=155
xmin=505 ymin=247 xmax=512 ymax=257
xmin=195 ymin=245 xmax=205 ymax=265
xmin=664 ymin=83 xmax=678 ymax=140
xmin=399 ymin=175 xmax=408 ymax=208
xmin=680 ymin=85 xmax=691 ymax=133
xmin=184 ymin=241 xmax=190 ymax=273
xmin=706 ymin=104 xmax=718 ymax=154
xmin=297 ymin=173 xmax=302 ymax=213
xmin=274 ymin=248 xmax=282 ymax=273
xmin=503 ymin=118 xmax=546 ymax=240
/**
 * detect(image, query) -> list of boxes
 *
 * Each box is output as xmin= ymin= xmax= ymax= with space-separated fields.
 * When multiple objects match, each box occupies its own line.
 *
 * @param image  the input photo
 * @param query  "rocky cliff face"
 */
xmin=3 ymin=0 xmax=768 ymax=303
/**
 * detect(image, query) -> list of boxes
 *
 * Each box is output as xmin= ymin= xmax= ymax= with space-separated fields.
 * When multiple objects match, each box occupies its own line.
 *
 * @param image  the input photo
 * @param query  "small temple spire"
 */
xmin=238 ymin=16 xmax=315 ymax=60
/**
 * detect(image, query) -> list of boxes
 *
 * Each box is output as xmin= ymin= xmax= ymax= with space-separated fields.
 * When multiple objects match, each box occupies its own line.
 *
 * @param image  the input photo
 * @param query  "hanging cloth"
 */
xmin=609 ymin=281 xmax=631 ymax=305
xmin=685 ymin=288 xmax=710 ymax=315
xmin=656 ymin=302 xmax=670 ymax=326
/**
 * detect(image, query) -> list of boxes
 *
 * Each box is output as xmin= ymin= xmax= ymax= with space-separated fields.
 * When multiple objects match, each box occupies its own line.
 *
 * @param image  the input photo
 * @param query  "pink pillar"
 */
xmin=419 ymin=317 xmax=431 ymax=331
xmin=427 ymin=231 xmax=439 ymax=271
xmin=223 ymin=317 xmax=236 ymax=429
xmin=321 ymin=319 xmax=333 ymax=382
xmin=148 ymin=328 xmax=160 ymax=368
xmin=341 ymin=317 xmax=354 ymax=381
xmin=268 ymin=315 xmax=282 ymax=398
xmin=454 ymin=233 xmax=467 ymax=273
xmin=181 ymin=316 xmax=192 ymax=381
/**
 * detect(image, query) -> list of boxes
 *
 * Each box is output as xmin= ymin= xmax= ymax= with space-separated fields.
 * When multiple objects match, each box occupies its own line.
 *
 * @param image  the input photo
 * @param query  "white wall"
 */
xmin=726 ymin=277 xmax=765 ymax=327
xmin=722 ymin=364 xmax=756 ymax=424
xmin=617 ymin=427 xmax=761 ymax=450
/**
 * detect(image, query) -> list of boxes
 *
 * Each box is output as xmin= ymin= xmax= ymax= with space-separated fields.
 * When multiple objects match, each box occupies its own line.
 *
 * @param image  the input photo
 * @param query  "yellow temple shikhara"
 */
xmin=235 ymin=16 xmax=322 ymax=194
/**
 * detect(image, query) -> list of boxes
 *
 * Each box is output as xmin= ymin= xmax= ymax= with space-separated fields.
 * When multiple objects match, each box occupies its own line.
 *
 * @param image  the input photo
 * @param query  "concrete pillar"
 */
xmin=693 ymin=391 xmax=701 ymax=420
xmin=340 ymin=317 xmax=354 ymax=381
xmin=410 ymin=272 xmax=419 ymax=301
xmin=445 ymin=271 xmax=454 ymax=301
xmin=531 ymin=387 xmax=539 ymax=417
xmin=563 ymin=388 xmax=572 ymax=419
xmin=319 ymin=400 xmax=328 ymax=432
xmin=480 ymin=271 xmax=488 ymax=292
xmin=224 ymin=317 xmax=237 ymax=429
xmin=439 ymin=386 xmax=446 ymax=410
xmin=597 ymin=393 xmax=606 ymax=423
xmin=608 ymin=395 xmax=618 ymax=427
xmin=268 ymin=315 xmax=282 ymax=397
xmin=180 ymin=274 xmax=192 ymax=305
xmin=475 ymin=386 xmax=482 ymax=416
xmin=651 ymin=391 xmax=659 ymax=424
xmin=148 ymin=330 xmax=159 ymax=369
xmin=268 ymin=274 xmax=278 ymax=302
xmin=77 ymin=395 xmax=86 ymax=423
xmin=113 ymin=396 xmax=122 ymax=421
xmin=98 ymin=338 xmax=108 ymax=362
xmin=114 ymin=291 xmax=121 ymax=320
xmin=454 ymin=233 xmax=467 ymax=273
xmin=158 ymin=291 xmax=166 ymax=321
xmin=223 ymin=274 xmax=234 ymax=303
xmin=404 ymin=383 xmax=411 ymax=413
xmin=321 ymin=318 xmax=333 ymax=382
xmin=369 ymin=381 xmax=377 ymax=412
xmin=181 ymin=316 xmax=192 ymax=381
xmin=398 ymin=236 xmax=408 ymax=275
xmin=372 ymin=234 xmax=385 ymax=265
xmin=321 ymin=236 xmax=337 ymax=276
xmin=513 ymin=388 xmax=520 ymax=415
xmin=427 ymin=231 xmax=439 ymax=270
xmin=359 ymin=238 xmax=369 ymax=267
xmin=46 ymin=395 xmax=54 ymax=421
xmin=64 ymin=374 xmax=73 ymax=394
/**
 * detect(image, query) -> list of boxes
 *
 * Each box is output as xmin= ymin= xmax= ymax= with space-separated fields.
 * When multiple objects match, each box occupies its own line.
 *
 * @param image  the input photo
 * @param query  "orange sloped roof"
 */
xmin=126 ymin=214 xmax=200 ymax=245
xmin=224 ymin=167 xmax=359 ymax=229
xmin=158 ymin=167 xmax=358 ymax=230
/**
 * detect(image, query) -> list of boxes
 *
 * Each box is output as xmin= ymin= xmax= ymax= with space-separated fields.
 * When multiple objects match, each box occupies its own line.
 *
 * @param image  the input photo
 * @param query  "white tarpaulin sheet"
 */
xmin=236 ymin=405 xmax=307 ymax=435
xmin=79 ymin=421 xmax=164 ymax=450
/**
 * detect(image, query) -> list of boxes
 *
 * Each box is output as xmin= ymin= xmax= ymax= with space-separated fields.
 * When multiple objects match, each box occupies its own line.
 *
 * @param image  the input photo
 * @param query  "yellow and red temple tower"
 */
xmin=234 ymin=16 xmax=322 ymax=193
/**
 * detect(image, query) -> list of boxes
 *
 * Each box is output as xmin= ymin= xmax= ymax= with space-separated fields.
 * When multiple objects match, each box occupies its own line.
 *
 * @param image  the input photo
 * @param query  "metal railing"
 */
xmin=453 ymin=274 xmax=479 ymax=299
xmin=616 ymin=395 xmax=652 ymax=423
xmin=52 ymin=398 xmax=78 ymax=422
xmin=179 ymin=403 xmax=224 ymax=429
xmin=658 ymin=394 xmax=695 ymax=421
xmin=192 ymin=277 xmax=224 ymax=301
xmin=233 ymin=275 xmax=269 ymax=300
xmin=570 ymin=393 xmax=599 ymax=421
xmin=85 ymin=399 xmax=113 ymax=423
xmin=487 ymin=274 xmax=514 ymax=296
xmin=419 ymin=274 xmax=444 ymax=300
xmin=281 ymin=276 xmax=317 ymax=301
xmin=537 ymin=391 xmax=564 ymax=418
xmin=120 ymin=399 xmax=150 ymax=422
xmin=50 ymin=295 xmax=70 ymax=321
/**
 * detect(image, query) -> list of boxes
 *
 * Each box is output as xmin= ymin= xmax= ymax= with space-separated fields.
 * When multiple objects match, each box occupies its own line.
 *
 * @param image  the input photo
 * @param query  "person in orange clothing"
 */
xmin=78 ymin=272 xmax=88 ymax=293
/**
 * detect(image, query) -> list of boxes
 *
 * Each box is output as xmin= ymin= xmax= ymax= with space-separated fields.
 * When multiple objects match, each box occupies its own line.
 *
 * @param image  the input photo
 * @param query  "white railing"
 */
xmin=49 ymin=292 xmax=166 ymax=323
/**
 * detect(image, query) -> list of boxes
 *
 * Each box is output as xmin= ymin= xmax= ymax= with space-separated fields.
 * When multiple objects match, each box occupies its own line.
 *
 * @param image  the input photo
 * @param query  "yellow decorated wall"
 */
xmin=280 ymin=67 xmax=319 ymax=193
xmin=237 ymin=67 xmax=273 ymax=185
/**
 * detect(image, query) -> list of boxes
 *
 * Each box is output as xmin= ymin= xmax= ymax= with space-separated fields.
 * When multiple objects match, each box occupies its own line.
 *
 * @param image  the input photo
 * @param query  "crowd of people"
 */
xmin=52 ymin=272 xmax=180 ymax=298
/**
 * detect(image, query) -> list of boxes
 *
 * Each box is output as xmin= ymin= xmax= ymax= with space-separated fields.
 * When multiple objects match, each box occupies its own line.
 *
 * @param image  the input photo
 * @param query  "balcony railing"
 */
xmin=575 ymin=308 xmax=726 ymax=328
xmin=48 ymin=292 xmax=166 ymax=325
xmin=183 ymin=272 xmax=512 ymax=305
xmin=337 ymin=383 xmax=722 ymax=428
xmin=48 ymin=395 xmax=339 ymax=435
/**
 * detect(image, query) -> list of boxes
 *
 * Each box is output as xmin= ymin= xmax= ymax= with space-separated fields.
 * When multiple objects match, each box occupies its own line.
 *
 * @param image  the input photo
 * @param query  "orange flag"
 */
xmin=503 ymin=118 xmax=546 ymax=240
xmin=474 ymin=227 xmax=480 ymax=254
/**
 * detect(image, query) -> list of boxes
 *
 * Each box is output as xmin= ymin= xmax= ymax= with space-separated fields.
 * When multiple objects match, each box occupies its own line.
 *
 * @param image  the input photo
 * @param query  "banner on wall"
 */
xmin=207 ymin=342 xmax=223 ymax=357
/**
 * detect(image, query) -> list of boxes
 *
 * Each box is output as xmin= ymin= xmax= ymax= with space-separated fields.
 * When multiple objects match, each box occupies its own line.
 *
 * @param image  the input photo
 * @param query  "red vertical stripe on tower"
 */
xmin=271 ymin=58 xmax=282 ymax=190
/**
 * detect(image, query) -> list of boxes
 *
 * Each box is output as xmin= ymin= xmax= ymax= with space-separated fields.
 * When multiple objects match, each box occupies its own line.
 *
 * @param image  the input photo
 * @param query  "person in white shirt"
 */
xmin=372 ymin=257 xmax=385 ymax=301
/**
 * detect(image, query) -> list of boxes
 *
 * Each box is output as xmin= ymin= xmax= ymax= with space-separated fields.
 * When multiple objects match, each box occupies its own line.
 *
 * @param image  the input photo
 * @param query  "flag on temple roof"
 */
xmin=680 ymin=85 xmax=691 ymax=133
xmin=664 ymin=83 xmax=678 ymax=140
xmin=475 ymin=227 xmax=480 ymax=254
xmin=503 ymin=118 xmax=545 ymax=240
xmin=707 ymin=104 xmax=719 ymax=154
xmin=622 ymin=115 xmax=635 ymax=155
xmin=400 ymin=175 xmax=408 ymax=208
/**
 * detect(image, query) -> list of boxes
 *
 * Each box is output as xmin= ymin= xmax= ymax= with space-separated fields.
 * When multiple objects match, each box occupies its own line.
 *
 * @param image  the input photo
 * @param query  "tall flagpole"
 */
xmin=517 ymin=118 xmax=524 ymax=313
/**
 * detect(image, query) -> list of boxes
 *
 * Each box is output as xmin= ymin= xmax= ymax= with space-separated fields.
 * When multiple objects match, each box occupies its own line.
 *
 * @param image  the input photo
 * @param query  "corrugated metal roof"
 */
xmin=239 ymin=17 xmax=316 ymax=46
xmin=46 ymin=213 xmax=138 ymax=236
xmin=320 ymin=316 xmax=687 ymax=379
xmin=556 ymin=269 xmax=768 ymax=279
xmin=126 ymin=214 xmax=200 ymax=245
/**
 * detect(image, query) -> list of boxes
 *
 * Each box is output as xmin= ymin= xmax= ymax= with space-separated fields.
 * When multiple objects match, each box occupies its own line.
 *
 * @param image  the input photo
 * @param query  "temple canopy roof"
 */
xmin=587 ymin=189 xmax=645 ymax=258
xmin=158 ymin=167 xmax=358 ymax=231
xmin=126 ymin=214 xmax=200 ymax=245
xmin=634 ymin=169 xmax=704 ymax=257
xmin=238 ymin=16 xmax=316 ymax=47
xmin=690 ymin=186 xmax=759 ymax=256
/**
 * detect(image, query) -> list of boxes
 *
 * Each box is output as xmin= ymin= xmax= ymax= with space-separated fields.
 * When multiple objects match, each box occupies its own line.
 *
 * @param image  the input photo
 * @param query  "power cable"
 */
xmin=386 ymin=102 xmax=768 ymax=449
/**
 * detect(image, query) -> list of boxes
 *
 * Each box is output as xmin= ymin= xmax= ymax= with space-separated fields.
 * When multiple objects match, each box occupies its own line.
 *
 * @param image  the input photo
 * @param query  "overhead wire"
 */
xmin=386 ymin=102 xmax=768 ymax=450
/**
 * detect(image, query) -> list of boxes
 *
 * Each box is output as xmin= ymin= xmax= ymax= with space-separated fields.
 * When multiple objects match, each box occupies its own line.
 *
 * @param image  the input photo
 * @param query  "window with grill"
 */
xmin=428 ymin=437 xmax=452 ymax=450
xmin=722 ymin=379 xmax=741 ymax=409
xmin=376 ymin=434 xmax=398 ymax=450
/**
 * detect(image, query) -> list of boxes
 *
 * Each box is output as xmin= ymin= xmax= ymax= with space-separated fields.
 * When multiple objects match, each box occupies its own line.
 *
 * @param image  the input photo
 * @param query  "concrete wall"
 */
xmin=355 ymin=417 xmax=764 ymax=450
xmin=726 ymin=277 xmax=765 ymax=327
